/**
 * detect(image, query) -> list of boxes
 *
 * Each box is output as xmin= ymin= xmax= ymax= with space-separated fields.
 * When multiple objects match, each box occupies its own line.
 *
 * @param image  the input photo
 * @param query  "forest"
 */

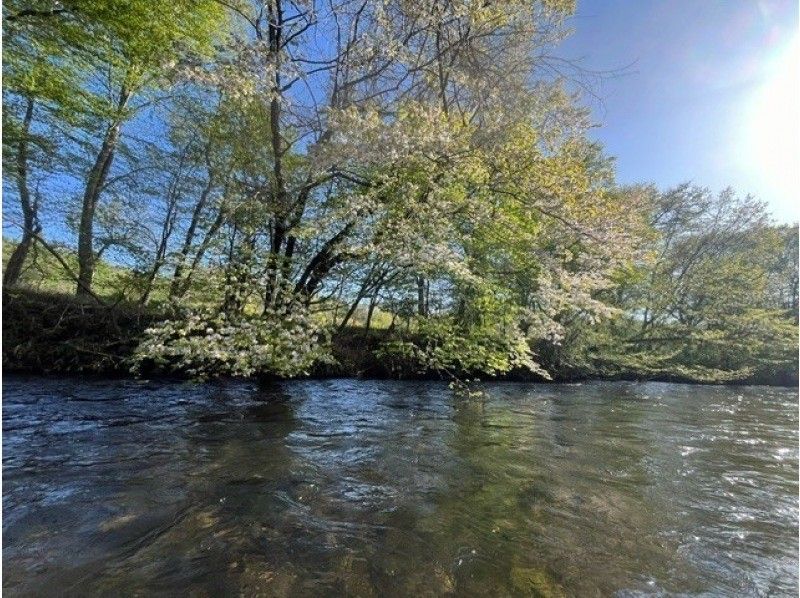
xmin=3 ymin=0 xmax=798 ymax=384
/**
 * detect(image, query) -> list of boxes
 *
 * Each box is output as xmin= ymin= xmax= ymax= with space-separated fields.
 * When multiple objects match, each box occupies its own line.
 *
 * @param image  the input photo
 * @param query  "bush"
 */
xmin=133 ymin=301 xmax=333 ymax=379
xmin=376 ymin=316 xmax=550 ymax=380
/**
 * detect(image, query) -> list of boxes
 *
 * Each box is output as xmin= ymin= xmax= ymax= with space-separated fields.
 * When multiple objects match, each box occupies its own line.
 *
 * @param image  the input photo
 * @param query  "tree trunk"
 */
xmin=263 ymin=0 xmax=288 ymax=308
xmin=365 ymin=294 xmax=378 ymax=333
xmin=173 ymin=209 xmax=226 ymax=299
xmin=4 ymin=97 xmax=38 ymax=287
xmin=170 ymin=169 xmax=215 ymax=298
xmin=139 ymin=147 xmax=188 ymax=304
xmin=294 ymin=222 xmax=354 ymax=300
xmin=139 ymin=206 xmax=177 ymax=305
xmin=5 ymin=232 xmax=35 ymax=287
xmin=76 ymin=88 xmax=129 ymax=296
xmin=416 ymin=275 xmax=427 ymax=316
xmin=338 ymin=294 xmax=363 ymax=332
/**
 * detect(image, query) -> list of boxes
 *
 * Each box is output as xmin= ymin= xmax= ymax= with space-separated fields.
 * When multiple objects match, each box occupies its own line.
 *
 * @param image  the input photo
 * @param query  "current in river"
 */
xmin=3 ymin=377 xmax=798 ymax=596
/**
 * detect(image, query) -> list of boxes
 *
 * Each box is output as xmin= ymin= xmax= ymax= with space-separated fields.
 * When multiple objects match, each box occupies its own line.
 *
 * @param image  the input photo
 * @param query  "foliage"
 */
xmin=377 ymin=316 xmax=550 ymax=380
xmin=555 ymin=186 xmax=799 ymax=383
xmin=132 ymin=298 xmax=332 ymax=379
xmin=2 ymin=1 xmax=796 ymax=384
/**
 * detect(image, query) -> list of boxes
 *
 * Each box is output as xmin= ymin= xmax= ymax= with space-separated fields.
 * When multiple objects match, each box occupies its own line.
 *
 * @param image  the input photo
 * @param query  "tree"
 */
xmin=2 ymin=96 xmax=38 ymax=286
xmin=3 ymin=0 xmax=227 ymax=295
xmin=5 ymin=1 xmax=794 ymax=383
xmin=579 ymin=184 xmax=798 ymax=382
xmin=137 ymin=0 xmax=634 ymax=377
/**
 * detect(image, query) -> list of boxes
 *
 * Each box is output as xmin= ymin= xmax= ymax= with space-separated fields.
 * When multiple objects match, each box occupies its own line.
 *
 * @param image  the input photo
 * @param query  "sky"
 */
xmin=560 ymin=0 xmax=799 ymax=223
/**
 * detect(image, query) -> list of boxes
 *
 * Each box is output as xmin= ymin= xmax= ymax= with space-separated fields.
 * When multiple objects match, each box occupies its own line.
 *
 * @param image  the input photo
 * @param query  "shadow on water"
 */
xmin=2 ymin=376 xmax=798 ymax=596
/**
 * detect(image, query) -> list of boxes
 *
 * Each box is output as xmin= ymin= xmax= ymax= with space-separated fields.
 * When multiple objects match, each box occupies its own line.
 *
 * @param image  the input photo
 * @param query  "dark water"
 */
xmin=3 ymin=377 xmax=797 ymax=597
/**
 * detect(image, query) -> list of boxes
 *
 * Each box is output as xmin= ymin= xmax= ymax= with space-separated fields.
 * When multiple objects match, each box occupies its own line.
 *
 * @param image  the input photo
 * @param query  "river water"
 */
xmin=2 ymin=376 xmax=797 ymax=596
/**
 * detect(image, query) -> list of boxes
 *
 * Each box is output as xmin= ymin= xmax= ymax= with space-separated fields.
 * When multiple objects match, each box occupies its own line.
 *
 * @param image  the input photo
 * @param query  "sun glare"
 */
xmin=741 ymin=35 xmax=799 ymax=211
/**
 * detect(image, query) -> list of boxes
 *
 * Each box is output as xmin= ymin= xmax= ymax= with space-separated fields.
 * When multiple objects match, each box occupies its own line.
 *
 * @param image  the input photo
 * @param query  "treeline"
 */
xmin=3 ymin=0 xmax=797 ymax=383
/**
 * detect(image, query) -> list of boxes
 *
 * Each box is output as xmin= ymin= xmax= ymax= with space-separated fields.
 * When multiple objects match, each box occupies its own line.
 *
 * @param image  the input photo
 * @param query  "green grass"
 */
xmin=3 ymin=238 xmax=132 ymax=299
xmin=2 ymin=238 xmax=224 ymax=307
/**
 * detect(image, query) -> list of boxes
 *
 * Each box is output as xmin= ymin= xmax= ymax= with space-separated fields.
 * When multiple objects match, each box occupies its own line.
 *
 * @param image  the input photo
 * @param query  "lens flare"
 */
xmin=741 ymin=34 xmax=799 ymax=214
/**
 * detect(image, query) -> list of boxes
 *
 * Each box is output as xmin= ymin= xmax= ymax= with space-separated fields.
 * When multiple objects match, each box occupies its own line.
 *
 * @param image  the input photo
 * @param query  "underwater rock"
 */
xmin=510 ymin=566 xmax=566 ymax=598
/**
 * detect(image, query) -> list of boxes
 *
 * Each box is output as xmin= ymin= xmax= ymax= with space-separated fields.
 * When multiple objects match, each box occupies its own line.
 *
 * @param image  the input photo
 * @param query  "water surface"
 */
xmin=3 ymin=377 xmax=798 ymax=596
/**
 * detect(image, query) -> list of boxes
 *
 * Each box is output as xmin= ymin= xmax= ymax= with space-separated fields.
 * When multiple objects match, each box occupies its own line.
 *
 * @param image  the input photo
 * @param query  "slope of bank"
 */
xmin=3 ymin=288 xmax=797 ymax=386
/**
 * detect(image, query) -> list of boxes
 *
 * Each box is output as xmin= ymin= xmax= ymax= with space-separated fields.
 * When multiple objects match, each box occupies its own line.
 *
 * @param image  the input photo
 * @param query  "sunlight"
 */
xmin=741 ymin=34 xmax=799 ymax=205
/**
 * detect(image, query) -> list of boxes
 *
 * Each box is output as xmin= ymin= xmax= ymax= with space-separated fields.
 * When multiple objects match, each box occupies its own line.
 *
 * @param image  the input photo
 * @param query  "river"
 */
xmin=2 ymin=376 xmax=797 ymax=596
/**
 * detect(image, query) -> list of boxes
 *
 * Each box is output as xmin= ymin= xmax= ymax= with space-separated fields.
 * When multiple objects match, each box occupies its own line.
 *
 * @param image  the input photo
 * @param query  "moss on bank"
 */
xmin=3 ymin=288 xmax=797 ymax=386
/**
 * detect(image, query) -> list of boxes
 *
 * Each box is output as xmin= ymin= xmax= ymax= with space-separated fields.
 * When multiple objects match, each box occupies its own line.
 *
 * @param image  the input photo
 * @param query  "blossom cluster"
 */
xmin=132 ymin=302 xmax=332 ymax=379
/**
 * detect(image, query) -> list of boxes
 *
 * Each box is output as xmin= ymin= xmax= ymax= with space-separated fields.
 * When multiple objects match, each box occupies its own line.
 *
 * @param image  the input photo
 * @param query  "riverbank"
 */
xmin=3 ymin=288 xmax=797 ymax=386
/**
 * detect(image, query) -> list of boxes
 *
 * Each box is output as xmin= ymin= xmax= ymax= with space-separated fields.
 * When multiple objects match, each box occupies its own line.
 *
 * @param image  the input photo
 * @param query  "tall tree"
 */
xmin=578 ymin=185 xmax=798 ymax=382
xmin=3 ymin=0 xmax=227 ymax=295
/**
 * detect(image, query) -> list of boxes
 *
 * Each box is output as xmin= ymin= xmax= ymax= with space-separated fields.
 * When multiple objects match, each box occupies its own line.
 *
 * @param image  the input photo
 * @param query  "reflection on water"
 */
xmin=3 ymin=377 xmax=798 ymax=596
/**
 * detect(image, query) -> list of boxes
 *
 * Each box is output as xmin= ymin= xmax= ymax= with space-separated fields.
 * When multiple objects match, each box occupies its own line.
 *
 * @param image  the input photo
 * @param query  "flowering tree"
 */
xmin=125 ymin=0 xmax=652 ymax=379
xmin=5 ymin=2 xmax=794 ymax=382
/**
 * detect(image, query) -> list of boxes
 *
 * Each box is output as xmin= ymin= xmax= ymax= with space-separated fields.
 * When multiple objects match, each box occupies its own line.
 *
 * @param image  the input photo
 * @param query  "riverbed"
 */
xmin=3 ymin=376 xmax=797 ymax=596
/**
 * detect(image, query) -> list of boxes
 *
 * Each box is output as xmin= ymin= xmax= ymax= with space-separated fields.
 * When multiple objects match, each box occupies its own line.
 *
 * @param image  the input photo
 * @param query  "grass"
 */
xmin=2 ymin=237 xmax=235 ymax=309
xmin=3 ymin=238 xmax=133 ymax=298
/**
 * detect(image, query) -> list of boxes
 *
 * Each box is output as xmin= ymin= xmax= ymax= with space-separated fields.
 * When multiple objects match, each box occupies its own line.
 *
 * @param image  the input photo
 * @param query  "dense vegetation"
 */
xmin=3 ymin=0 xmax=797 ymax=384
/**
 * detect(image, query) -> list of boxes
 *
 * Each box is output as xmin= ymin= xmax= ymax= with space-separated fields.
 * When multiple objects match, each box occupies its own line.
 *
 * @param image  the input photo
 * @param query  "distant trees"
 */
xmin=569 ymin=185 xmax=799 ymax=382
xmin=769 ymin=224 xmax=799 ymax=319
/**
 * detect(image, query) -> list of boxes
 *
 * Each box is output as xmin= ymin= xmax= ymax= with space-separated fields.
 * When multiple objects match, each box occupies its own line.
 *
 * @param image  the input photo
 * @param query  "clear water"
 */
xmin=3 ymin=376 xmax=798 ymax=596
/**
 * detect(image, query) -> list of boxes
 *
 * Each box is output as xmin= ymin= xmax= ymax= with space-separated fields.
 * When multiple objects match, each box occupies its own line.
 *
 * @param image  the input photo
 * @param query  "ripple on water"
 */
xmin=2 ymin=377 xmax=797 ymax=596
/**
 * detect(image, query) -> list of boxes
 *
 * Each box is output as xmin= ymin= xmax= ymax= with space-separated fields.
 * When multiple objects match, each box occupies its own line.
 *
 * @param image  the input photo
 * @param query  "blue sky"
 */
xmin=560 ymin=0 xmax=799 ymax=223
